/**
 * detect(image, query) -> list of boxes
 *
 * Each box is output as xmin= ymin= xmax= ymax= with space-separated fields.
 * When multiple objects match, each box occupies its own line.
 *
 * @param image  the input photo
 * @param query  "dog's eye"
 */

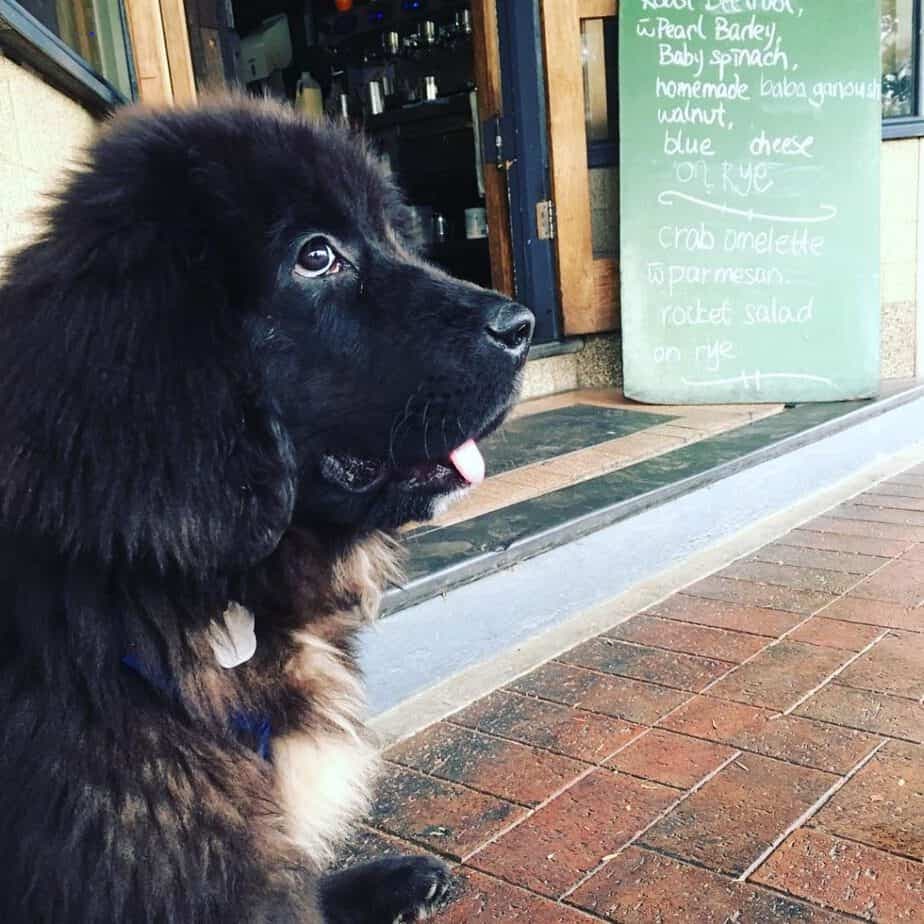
xmin=295 ymin=238 xmax=342 ymax=278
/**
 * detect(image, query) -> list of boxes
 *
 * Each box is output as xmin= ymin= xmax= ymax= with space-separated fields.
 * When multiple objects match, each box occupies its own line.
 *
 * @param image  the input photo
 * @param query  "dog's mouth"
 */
xmin=319 ymin=439 xmax=486 ymax=496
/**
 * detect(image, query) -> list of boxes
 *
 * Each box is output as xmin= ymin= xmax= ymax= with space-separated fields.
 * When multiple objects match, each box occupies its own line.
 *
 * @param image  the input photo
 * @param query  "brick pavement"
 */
xmin=349 ymin=465 xmax=924 ymax=922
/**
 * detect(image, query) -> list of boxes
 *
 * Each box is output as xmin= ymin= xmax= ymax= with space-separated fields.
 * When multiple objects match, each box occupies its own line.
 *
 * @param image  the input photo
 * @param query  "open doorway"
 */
xmin=186 ymin=0 xmax=511 ymax=293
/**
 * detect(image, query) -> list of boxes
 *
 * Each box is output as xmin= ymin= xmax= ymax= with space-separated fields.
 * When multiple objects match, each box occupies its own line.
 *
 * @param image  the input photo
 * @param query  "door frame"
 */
xmin=123 ymin=0 xmax=196 ymax=103
xmin=470 ymin=0 xmax=515 ymax=299
xmin=494 ymin=0 xmax=561 ymax=343
xmin=540 ymin=0 xmax=619 ymax=336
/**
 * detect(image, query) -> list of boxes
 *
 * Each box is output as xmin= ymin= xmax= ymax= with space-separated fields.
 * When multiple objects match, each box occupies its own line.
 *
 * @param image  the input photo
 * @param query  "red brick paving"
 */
xmin=386 ymin=723 xmax=586 ymax=807
xmin=661 ymin=695 xmax=882 ymax=774
xmin=506 ymin=662 xmax=688 ymax=725
xmin=888 ymin=477 xmax=924 ymax=488
xmin=780 ymin=527 xmax=913 ymax=558
xmin=788 ymin=615 xmax=884 ymax=651
xmin=750 ymin=541 xmax=890 ymax=575
xmin=837 ymin=632 xmax=924 ymax=700
xmin=356 ymin=470 xmax=924 ymax=922
xmin=794 ymin=683 xmax=924 ymax=743
xmin=605 ymin=614 xmax=767 ymax=662
xmin=368 ymin=763 xmax=526 ymax=860
xmin=568 ymin=846 xmax=853 ymax=923
xmin=821 ymin=595 xmax=924 ymax=632
xmin=752 ymin=829 xmax=924 ymax=920
xmin=850 ymin=558 xmax=924 ymax=606
xmin=901 ymin=542 xmax=924 ymax=561
xmin=803 ymin=514 xmax=924 ymax=542
xmin=606 ymin=729 xmax=736 ymax=789
xmin=450 ymin=689 xmax=645 ymax=763
xmin=717 ymin=559 xmax=858 ymax=596
xmin=857 ymin=492 xmax=924 ymax=511
xmin=336 ymin=823 xmax=431 ymax=868
xmin=556 ymin=638 xmax=730 ymax=693
xmin=810 ymin=741 xmax=924 ymax=860
xmin=832 ymin=502 xmax=924 ymax=528
xmin=638 ymin=754 xmax=836 ymax=875
xmin=439 ymin=870 xmax=598 ymax=922
xmin=874 ymin=480 xmax=924 ymax=498
xmin=706 ymin=640 xmax=850 ymax=711
xmin=683 ymin=574 xmax=837 ymax=615
xmin=468 ymin=770 xmax=678 ymax=898
xmin=646 ymin=593 xmax=804 ymax=635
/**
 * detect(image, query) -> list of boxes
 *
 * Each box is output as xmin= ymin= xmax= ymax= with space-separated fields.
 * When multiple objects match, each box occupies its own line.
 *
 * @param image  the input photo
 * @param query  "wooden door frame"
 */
xmin=540 ymin=0 xmax=619 ymax=336
xmin=470 ymin=0 xmax=515 ymax=298
xmin=123 ymin=0 xmax=196 ymax=104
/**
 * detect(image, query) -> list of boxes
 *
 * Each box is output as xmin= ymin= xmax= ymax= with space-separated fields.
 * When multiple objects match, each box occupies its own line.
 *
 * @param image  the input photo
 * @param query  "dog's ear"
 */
xmin=0 ymin=136 xmax=297 ymax=577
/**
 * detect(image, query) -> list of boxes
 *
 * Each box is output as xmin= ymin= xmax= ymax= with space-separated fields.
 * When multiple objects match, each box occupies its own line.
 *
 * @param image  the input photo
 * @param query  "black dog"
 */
xmin=0 ymin=98 xmax=532 ymax=923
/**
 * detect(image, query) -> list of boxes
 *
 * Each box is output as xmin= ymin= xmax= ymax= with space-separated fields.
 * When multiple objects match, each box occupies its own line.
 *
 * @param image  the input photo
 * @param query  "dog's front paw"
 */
xmin=321 ymin=854 xmax=451 ymax=923
xmin=381 ymin=855 xmax=451 ymax=922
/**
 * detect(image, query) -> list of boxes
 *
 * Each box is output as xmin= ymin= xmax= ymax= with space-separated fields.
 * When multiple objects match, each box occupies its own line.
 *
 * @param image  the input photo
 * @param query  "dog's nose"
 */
xmin=484 ymin=301 xmax=535 ymax=355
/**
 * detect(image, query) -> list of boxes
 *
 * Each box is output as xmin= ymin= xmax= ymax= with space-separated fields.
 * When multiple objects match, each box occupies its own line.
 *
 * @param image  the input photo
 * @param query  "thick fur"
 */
xmin=0 ymin=98 xmax=531 ymax=923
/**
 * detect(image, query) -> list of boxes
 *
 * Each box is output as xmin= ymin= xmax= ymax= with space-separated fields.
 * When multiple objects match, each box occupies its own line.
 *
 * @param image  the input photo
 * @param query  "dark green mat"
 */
xmin=482 ymin=404 xmax=672 ymax=477
xmin=388 ymin=398 xmax=887 ymax=607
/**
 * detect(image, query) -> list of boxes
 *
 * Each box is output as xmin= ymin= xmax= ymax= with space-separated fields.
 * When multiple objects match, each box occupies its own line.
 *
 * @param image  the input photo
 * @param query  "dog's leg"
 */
xmin=319 ymin=855 xmax=451 ymax=923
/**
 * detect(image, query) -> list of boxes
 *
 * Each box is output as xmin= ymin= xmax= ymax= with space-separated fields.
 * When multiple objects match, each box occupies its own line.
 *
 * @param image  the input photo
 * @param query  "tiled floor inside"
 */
xmin=348 ymin=462 xmax=924 ymax=922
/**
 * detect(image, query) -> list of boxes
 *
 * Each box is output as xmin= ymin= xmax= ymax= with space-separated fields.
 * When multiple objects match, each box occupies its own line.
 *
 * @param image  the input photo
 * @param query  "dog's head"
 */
xmin=0 ymin=99 xmax=532 ymax=575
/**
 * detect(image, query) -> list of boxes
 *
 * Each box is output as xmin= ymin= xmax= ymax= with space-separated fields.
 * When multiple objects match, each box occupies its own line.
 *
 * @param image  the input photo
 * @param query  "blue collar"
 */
xmin=121 ymin=653 xmax=273 ymax=761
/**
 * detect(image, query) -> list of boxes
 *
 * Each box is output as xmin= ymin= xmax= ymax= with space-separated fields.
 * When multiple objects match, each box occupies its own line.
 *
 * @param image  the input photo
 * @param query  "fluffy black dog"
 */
xmin=0 ymin=98 xmax=532 ymax=923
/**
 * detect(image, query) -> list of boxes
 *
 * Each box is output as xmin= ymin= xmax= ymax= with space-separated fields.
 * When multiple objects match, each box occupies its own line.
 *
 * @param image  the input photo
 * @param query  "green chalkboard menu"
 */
xmin=619 ymin=0 xmax=881 ymax=404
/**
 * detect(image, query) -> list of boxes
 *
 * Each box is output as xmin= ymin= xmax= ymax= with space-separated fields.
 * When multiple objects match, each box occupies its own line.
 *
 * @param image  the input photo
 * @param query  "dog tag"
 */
xmin=209 ymin=602 xmax=257 ymax=669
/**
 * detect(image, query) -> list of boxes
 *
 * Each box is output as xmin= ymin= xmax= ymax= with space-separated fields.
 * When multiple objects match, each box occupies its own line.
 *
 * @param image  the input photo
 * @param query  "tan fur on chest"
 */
xmin=273 ymin=631 xmax=379 ymax=865
xmin=241 ymin=531 xmax=401 ymax=864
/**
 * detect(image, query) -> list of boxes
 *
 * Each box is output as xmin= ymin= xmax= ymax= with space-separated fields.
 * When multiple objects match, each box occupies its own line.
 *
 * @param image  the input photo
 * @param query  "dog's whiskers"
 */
xmin=386 ymin=414 xmax=401 ymax=468
xmin=388 ymin=389 xmax=419 ymax=467
xmin=422 ymin=401 xmax=433 ymax=462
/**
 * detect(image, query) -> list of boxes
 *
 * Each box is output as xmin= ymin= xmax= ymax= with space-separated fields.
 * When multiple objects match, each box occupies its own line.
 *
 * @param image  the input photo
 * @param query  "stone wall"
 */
xmin=880 ymin=138 xmax=920 ymax=379
xmin=0 ymin=54 xmax=97 ymax=274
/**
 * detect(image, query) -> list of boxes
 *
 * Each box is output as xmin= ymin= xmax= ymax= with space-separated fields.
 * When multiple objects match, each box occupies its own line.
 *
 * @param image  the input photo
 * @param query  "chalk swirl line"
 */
xmin=658 ymin=191 xmax=838 ymax=224
xmin=681 ymin=373 xmax=836 ymax=388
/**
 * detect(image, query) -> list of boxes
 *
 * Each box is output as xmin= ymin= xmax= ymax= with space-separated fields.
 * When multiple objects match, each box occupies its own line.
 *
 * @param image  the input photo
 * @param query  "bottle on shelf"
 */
xmin=295 ymin=71 xmax=324 ymax=120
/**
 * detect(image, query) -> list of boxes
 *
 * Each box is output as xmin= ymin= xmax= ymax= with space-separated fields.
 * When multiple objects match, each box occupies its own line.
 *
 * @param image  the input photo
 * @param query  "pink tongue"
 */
xmin=449 ymin=439 xmax=485 ymax=485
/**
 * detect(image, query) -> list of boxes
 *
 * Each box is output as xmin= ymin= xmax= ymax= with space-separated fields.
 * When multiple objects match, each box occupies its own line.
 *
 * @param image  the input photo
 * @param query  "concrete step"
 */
xmin=363 ymin=382 xmax=924 ymax=730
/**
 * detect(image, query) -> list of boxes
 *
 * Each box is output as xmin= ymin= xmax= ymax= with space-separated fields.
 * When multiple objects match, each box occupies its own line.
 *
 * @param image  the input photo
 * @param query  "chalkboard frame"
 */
xmin=618 ymin=0 xmax=882 ymax=406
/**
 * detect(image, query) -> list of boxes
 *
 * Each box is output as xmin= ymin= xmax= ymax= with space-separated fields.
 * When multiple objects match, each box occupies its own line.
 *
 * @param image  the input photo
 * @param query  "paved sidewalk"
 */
xmin=351 ymin=465 xmax=924 ymax=922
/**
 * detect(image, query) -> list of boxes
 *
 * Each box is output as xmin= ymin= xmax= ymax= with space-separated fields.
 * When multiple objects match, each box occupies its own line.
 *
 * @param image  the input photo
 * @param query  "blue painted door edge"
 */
xmin=495 ymin=0 xmax=561 ymax=343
